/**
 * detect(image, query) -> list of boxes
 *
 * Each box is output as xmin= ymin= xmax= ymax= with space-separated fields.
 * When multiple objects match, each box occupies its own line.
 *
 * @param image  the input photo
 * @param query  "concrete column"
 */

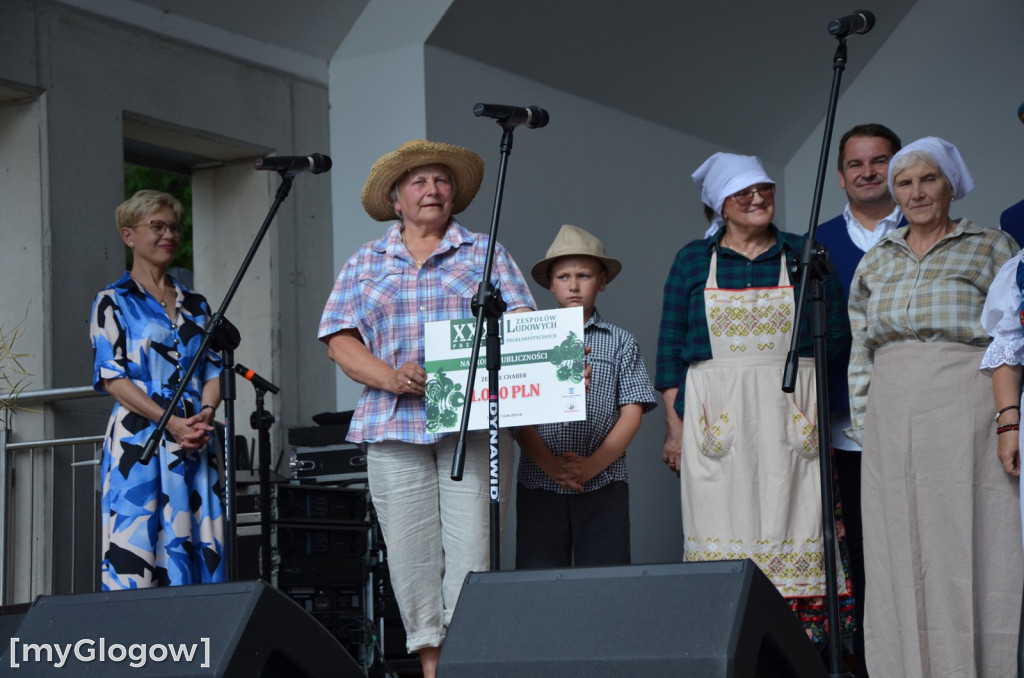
xmin=193 ymin=164 xmax=278 ymax=464
xmin=326 ymin=0 xmax=455 ymax=412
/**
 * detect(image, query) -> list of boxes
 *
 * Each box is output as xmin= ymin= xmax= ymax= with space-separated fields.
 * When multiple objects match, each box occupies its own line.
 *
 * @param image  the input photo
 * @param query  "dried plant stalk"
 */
xmin=0 ymin=306 xmax=33 ymax=417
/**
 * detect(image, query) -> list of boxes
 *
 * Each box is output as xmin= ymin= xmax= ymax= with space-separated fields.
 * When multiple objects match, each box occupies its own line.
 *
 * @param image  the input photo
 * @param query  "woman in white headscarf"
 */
xmin=847 ymin=136 xmax=1023 ymax=677
xmin=656 ymin=152 xmax=853 ymax=644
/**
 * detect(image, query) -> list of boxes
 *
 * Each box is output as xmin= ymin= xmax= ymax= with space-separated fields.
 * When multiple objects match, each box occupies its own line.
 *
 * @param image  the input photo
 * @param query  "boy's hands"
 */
xmin=541 ymin=453 xmax=585 ymax=492
xmin=541 ymin=452 xmax=603 ymax=492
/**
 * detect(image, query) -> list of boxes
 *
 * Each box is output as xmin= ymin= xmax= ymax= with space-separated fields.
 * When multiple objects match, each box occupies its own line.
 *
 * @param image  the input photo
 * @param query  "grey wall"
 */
xmin=8 ymin=0 xmax=1023 ymax=581
xmin=784 ymin=0 xmax=1024 ymax=233
xmin=421 ymin=47 xmax=787 ymax=566
xmin=0 ymin=1 xmax=333 ymax=442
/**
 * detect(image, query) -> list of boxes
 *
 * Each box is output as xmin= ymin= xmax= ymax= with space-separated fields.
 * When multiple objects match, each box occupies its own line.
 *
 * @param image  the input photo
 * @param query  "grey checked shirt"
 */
xmin=517 ymin=310 xmax=657 ymax=493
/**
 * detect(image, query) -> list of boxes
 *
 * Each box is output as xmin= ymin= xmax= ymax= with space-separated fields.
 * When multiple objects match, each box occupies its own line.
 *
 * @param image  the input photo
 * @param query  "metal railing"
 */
xmin=1 ymin=386 xmax=107 ymax=604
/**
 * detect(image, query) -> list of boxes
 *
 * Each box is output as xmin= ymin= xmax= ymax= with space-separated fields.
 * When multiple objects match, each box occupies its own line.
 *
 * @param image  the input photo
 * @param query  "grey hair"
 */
xmin=890 ymin=150 xmax=949 ymax=187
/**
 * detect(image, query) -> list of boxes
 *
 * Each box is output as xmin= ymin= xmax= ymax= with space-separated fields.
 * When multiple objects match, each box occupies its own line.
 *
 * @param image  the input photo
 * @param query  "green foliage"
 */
xmin=124 ymin=165 xmax=193 ymax=271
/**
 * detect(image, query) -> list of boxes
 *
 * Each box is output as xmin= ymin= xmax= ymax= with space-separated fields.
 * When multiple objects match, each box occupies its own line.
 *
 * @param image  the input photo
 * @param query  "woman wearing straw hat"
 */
xmin=318 ymin=139 xmax=535 ymax=677
xmin=655 ymin=152 xmax=853 ymax=644
xmin=850 ymin=137 xmax=1022 ymax=676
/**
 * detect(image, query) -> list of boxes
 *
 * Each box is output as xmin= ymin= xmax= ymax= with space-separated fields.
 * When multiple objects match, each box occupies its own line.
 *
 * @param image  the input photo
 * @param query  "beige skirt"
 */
xmin=862 ymin=342 xmax=1023 ymax=678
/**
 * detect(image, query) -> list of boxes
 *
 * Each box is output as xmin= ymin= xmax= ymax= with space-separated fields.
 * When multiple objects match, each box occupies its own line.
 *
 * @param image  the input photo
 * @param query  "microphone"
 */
xmin=828 ymin=9 xmax=876 ymax=37
xmin=253 ymin=153 xmax=332 ymax=175
xmin=473 ymin=103 xmax=550 ymax=129
xmin=235 ymin=363 xmax=280 ymax=394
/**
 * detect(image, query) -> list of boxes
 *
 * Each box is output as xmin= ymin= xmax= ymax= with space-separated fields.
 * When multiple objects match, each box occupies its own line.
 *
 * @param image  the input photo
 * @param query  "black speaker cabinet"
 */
xmin=0 ymin=580 xmax=362 ymax=676
xmin=438 ymin=559 xmax=827 ymax=678
xmin=0 ymin=603 xmax=29 ymax=649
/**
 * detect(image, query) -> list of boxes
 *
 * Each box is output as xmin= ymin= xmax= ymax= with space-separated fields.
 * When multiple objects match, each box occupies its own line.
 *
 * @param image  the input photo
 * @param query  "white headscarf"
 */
xmin=704 ymin=217 xmax=725 ymax=239
xmin=691 ymin=153 xmax=775 ymax=230
xmin=887 ymin=136 xmax=975 ymax=200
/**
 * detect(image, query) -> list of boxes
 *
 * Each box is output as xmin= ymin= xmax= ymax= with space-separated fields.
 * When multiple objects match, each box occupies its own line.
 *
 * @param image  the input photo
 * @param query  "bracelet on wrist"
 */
xmin=995 ymin=405 xmax=1020 ymax=421
xmin=200 ymin=404 xmax=216 ymax=414
xmin=996 ymin=423 xmax=1020 ymax=435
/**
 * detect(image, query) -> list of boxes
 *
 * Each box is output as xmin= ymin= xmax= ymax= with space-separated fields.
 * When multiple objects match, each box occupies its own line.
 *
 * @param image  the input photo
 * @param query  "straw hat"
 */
xmin=531 ymin=224 xmax=622 ymax=287
xmin=361 ymin=139 xmax=485 ymax=221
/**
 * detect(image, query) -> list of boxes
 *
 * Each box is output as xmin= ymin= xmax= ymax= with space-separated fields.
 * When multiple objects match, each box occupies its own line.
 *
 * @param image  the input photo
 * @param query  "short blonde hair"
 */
xmin=115 ymin=190 xmax=182 ymax=232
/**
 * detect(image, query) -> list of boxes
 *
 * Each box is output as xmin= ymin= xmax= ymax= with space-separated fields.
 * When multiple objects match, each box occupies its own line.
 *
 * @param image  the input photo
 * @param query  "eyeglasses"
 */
xmin=729 ymin=184 xmax=775 ymax=206
xmin=133 ymin=220 xmax=183 ymax=237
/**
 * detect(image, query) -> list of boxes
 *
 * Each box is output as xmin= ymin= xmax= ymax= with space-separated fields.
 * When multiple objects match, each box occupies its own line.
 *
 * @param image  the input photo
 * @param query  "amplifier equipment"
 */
xmin=236 ymin=484 xmax=368 ymax=525
xmin=237 ymin=523 xmax=368 ymax=588
xmin=289 ymin=445 xmax=367 ymax=482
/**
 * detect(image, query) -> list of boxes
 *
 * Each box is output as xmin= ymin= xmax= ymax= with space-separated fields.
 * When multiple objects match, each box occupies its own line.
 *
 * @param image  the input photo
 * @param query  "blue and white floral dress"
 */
xmin=90 ymin=272 xmax=225 ymax=589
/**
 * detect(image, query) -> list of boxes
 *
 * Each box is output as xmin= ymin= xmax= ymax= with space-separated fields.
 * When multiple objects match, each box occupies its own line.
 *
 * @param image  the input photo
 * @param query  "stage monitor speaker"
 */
xmin=0 ymin=603 xmax=29 ymax=648
xmin=0 ymin=580 xmax=362 ymax=676
xmin=437 ymin=559 xmax=827 ymax=678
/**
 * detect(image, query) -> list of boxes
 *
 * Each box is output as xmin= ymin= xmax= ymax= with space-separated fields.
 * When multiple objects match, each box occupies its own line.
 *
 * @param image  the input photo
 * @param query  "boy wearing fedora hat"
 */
xmin=515 ymin=224 xmax=657 ymax=568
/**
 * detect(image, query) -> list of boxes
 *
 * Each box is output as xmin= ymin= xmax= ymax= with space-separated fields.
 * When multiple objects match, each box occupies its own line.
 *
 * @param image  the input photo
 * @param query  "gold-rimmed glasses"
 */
xmin=729 ymin=184 xmax=775 ymax=206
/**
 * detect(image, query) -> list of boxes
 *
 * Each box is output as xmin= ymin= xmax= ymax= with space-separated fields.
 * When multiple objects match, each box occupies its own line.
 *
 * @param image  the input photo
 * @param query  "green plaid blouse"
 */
xmin=846 ymin=219 xmax=1019 ymax=443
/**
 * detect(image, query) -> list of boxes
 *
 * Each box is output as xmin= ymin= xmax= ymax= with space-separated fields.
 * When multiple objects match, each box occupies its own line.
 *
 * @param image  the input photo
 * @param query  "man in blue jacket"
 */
xmin=815 ymin=123 xmax=904 ymax=677
xmin=1000 ymin=199 xmax=1024 ymax=247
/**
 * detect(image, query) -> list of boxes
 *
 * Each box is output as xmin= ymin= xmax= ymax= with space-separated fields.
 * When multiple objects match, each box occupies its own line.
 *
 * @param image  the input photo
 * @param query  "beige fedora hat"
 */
xmin=361 ymin=139 xmax=485 ymax=221
xmin=531 ymin=224 xmax=622 ymax=287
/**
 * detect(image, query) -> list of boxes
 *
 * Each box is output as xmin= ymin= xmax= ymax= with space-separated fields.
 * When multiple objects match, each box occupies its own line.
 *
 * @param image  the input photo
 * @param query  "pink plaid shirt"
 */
xmin=319 ymin=221 xmax=535 ymax=444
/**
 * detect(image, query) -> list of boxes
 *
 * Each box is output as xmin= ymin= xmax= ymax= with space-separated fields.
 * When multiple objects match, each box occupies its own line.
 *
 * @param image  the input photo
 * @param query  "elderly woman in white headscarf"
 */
xmin=656 ymin=152 xmax=853 ymax=643
xmin=847 ymin=136 xmax=1023 ymax=677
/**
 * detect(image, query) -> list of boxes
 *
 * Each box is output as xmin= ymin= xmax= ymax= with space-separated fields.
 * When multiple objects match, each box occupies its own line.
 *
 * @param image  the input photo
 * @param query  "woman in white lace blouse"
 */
xmin=981 ymin=247 xmax=1024 ymax=487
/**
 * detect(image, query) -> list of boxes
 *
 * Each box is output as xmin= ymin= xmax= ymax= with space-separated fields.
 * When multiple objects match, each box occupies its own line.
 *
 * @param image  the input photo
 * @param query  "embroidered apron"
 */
xmin=681 ymin=250 xmax=834 ymax=598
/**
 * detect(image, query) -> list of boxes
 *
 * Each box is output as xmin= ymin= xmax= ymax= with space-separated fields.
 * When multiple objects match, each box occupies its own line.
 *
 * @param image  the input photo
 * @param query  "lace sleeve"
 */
xmin=981 ymin=334 xmax=1024 ymax=372
xmin=980 ymin=251 xmax=1024 ymax=373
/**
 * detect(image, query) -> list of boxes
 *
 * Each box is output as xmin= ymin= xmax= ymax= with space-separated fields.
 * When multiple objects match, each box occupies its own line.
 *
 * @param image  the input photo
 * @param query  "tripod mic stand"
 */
xmin=240 ymin=367 xmax=279 ymax=584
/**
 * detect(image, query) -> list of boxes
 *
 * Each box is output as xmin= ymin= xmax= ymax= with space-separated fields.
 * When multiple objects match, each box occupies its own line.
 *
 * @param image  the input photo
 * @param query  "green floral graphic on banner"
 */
xmin=549 ymin=331 xmax=584 ymax=383
xmin=424 ymin=369 xmax=466 ymax=432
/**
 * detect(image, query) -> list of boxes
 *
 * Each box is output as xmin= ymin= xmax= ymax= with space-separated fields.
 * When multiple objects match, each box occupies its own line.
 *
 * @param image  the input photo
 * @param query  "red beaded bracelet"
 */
xmin=996 ymin=423 xmax=1020 ymax=435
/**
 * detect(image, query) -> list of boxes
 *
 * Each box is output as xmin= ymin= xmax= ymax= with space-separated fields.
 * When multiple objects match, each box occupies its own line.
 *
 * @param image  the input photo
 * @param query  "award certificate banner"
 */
xmin=423 ymin=307 xmax=587 ymax=433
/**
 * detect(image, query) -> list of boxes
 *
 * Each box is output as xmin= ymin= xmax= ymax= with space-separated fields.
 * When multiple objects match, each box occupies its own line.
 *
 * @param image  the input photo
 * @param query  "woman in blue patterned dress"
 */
xmin=89 ymin=189 xmax=225 ymax=590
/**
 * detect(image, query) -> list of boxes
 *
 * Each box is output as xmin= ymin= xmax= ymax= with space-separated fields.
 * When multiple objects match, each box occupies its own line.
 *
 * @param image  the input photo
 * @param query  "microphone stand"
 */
xmin=781 ymin=33 xmax=855 ymax=678
xmin=245 ymin=373 xmax=279 ymax=584
xmin=136 ymin=171 xmax=300 ymax=581
xmin=450 ymin=123 xmax=518 ymax=571
xmin=211 ymin=324 xmax=241 ymax=582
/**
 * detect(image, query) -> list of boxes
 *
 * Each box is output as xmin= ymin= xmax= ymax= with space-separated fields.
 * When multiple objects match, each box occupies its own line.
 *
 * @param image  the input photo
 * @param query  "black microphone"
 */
xmin=253 ymin=153 xmax=332 ymax=175
xmin=828 ymin=9 xmax=876 ymax=37
xmin=235 ymin=363 xmax=280 ymax=394
xmin=473 ymin=103 xmax=550 ymax=129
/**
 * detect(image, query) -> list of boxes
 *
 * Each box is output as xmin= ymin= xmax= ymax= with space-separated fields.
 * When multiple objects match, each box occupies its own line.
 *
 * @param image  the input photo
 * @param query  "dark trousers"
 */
xmin=835 ymin=448 xmax=867 ymax=676
xmin=515 ymin=481 xmax=631 ymax=569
